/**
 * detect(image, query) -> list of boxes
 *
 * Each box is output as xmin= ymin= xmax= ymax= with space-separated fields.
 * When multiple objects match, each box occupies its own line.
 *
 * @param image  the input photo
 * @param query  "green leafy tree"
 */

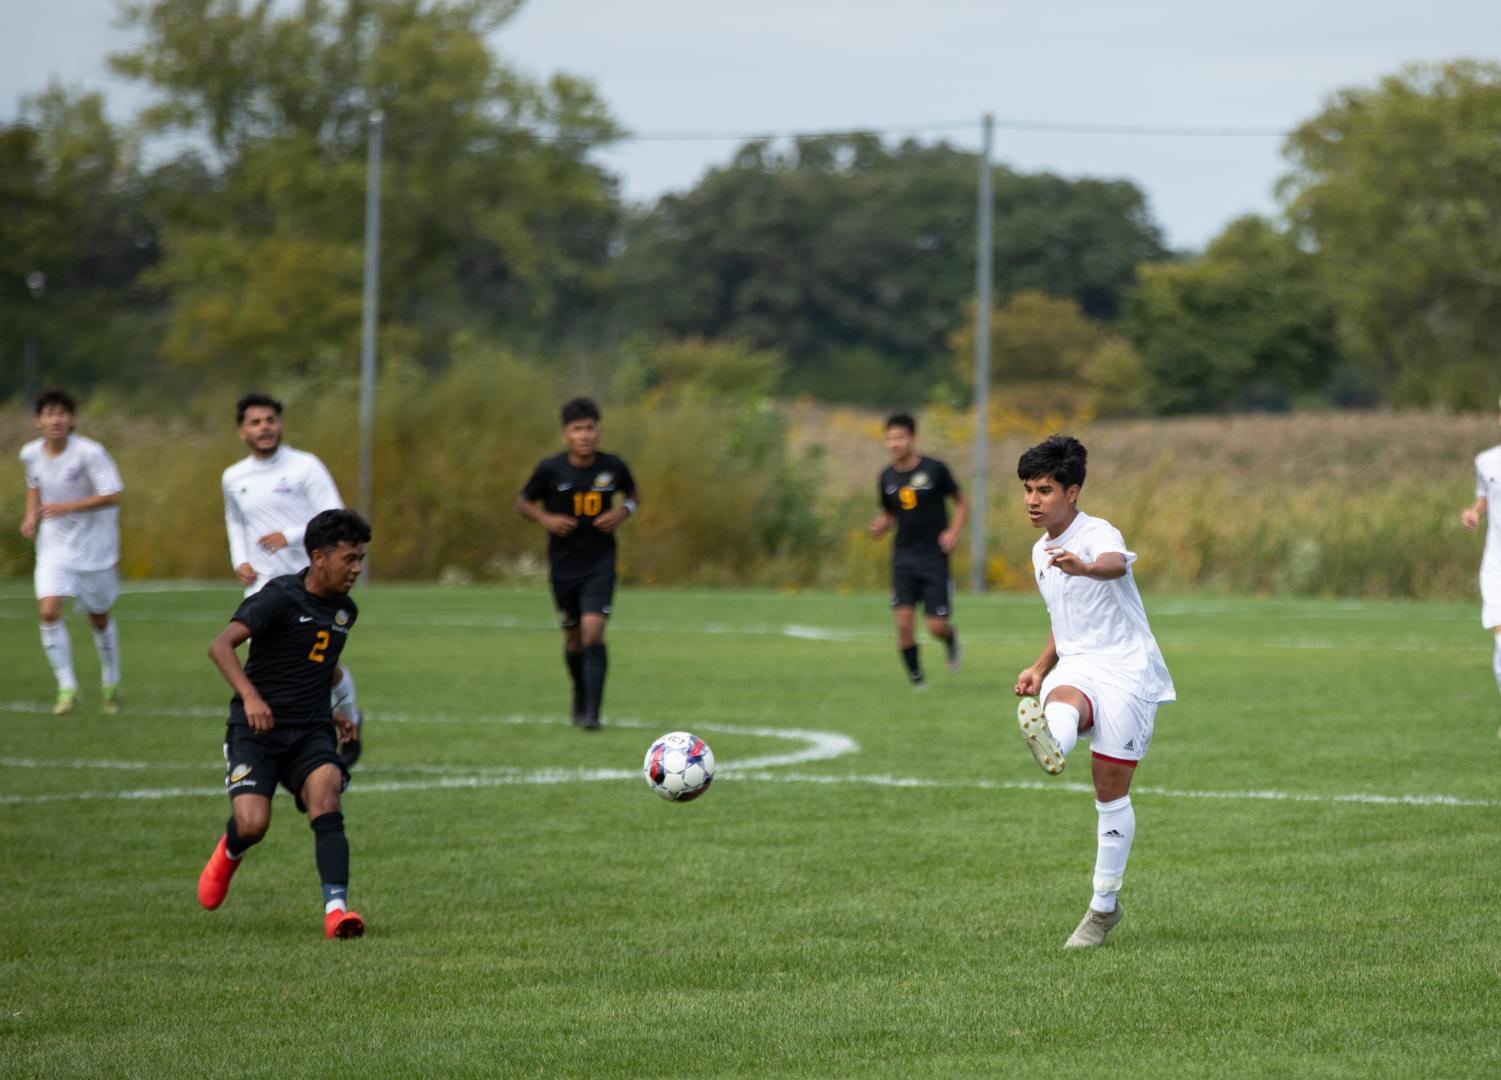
xmin=1124 ymin=216 xmax=1341 ymax=414
xmin=111 ymin=0 xmax=621 ymax=379
xmin=1279 ymin=60 xmax=1501 ymax=408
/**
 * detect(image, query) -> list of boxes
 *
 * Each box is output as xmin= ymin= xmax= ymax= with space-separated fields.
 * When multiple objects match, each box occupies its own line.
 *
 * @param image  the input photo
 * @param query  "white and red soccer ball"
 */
xmin=643 ymin=731 xmax=715 ymax=802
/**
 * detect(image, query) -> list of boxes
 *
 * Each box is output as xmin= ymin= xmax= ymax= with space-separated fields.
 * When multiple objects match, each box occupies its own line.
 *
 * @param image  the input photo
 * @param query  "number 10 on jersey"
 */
xmin=573 ymin=491 xmax=602 ymax=516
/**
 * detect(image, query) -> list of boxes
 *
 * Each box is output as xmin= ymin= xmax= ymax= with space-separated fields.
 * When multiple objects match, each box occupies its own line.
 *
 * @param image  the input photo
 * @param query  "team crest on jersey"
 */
xmin=911 ymin=472 xmax=930 ymax=488
xmin=65 ymin=466 xmax=83 ymax=483
xmin=229 ymin=764 xmax=252 ymax=782
xmin=593 ymin=472 xmax=614 ymax=489
xmin=273 ymin=478 xmax=294 ymax=494
xmin=335 ymin=609 xmax=350 ymax=627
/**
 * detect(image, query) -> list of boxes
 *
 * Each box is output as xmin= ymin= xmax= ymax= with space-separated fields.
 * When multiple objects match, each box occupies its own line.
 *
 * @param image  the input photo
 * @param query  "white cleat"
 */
xmin=1017 ymin=696 xmax=1065 ymax=775
xmin=1064 ymin=903 xmax=1123 ymax=948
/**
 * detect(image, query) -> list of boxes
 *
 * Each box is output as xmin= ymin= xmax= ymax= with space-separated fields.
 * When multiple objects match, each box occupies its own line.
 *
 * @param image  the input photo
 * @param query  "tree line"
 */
xmin=3 ymin=0 xmax=1498 ymax=413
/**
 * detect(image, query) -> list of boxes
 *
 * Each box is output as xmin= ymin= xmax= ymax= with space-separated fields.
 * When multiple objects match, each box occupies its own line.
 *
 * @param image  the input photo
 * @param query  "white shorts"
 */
xmin=1041 ymin=660 xmax=1161 ymax=764
xmin=1482 ymin=568 xmax=1501 ymax=630
xmin=34 ymin=561 xmax=119 ymax=614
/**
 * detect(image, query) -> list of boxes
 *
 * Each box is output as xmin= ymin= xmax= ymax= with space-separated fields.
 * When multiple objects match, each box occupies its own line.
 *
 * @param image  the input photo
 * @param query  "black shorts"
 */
xmin=223 ymin=723 xmax=348 ymax=810
xmin=891 ymin=559 xmax=953 ymax=617
xmin=550 ymin=566 xmax=616 ymax=629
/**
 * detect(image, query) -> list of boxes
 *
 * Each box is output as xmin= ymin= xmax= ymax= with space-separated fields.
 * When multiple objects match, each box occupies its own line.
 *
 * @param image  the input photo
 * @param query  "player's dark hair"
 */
xmin=1017 ymin=434 xmax=1088 ymax=489
xmin=304 ymin=509 xmax=372 ymax=556
xmin=236 ymin=393 xmax=283 ymax=424
xmin=885 ymin=412 xmax=916 ymax=434
xmin=561 ymin=397 xmax=600 ymax=426
xmin=34 ymin=388 xmax=76 ymax=415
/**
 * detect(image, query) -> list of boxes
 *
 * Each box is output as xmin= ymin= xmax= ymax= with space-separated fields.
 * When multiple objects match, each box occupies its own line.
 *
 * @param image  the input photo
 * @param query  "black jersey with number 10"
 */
xmin=227 ymin=570 xmax=358 ymax=727
xmin=879 ymin=456 xmax=960 ymax=562
xmin=521 ymin=451 xmax=636 ymax=579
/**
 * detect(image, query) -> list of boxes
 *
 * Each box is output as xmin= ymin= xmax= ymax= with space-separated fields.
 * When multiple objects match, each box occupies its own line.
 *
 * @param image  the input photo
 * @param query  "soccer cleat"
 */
xmin=197 ymin=835 xmax=241 ymax=910
xmin=101 ymin=685 xmax=120 ymax=715
xmin=580 ymin=715 xmax=601 ymax=731
xmin=946 ymin=637 xmax=963 ymax=674
xmin=1064 ymin=903 xmax=1124 ymax=948
xmin=1017 ymin=696 xmax=1066 ymax=774
xmin=52 ymin=688 xmax=76 ymax=715
xmin=325 ymin=909 xmax=365 ymax=939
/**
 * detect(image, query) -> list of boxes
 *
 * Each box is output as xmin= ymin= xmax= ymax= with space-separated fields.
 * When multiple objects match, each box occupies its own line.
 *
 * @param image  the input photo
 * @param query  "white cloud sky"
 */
xmin=4 ymin=0 xmax=1497 ymax=248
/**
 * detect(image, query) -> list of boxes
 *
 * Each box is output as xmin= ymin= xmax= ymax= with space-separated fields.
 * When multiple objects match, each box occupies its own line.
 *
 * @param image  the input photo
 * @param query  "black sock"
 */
xmin=565 ymin=649 xmax=585 ymax=716
xmin=901 ymin=645 xmax=921 ymax=681
xmin=225 ymin=816 xmax=261 ymax=860
xmin=310 ymin=811 xmax=349 ymax=903
xmin=582 ymin=643 xmax=608 ymax=720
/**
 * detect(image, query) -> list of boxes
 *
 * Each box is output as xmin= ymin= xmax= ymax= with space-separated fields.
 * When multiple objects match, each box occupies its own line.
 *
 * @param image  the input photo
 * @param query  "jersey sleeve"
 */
xmin=284 ymin=455 xmax=343 ymax=551
xmin=615 ymin=459 xmax=637 ymax=498
xmin=936 ymin=461 xmax=960 ymax=497
xmin=222 ymin=472 xmax=250 ymax=570
xmin=1479 ymin=454 xmax=1490 ymax=500
xmin=521 ymin=460 xmax=550 ymax=502
xmin=229 ymin=585 xmax=284 ymax=638
xmin=20 ymin=446 xmax=39 ymax=489
xmin=83 ymin=442 xmax=124 ymax=496
xmin=1091 ymin=522 xmax=1137 ymax=566
xmin=878 ymin=474 xmax=897 ymax=513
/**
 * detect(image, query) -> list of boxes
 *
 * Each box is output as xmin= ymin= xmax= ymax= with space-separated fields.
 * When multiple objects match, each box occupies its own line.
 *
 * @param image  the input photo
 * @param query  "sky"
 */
xmin=3 ymin=0 xmax=1498 ymax=249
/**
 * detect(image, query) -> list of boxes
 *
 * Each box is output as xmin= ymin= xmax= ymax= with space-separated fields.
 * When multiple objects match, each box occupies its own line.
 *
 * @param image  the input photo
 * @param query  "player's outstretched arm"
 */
xmin=208 ymin=621 xmax=274 ymax=732
xmin=1046 ymin=548 xmax=1128 ymax=580
xmin=1461 ymin=497 xmax=1488 ymax=531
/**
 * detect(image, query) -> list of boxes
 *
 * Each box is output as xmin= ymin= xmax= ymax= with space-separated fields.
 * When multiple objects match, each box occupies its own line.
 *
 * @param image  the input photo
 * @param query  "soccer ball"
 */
xmin=643 ymin=731 xmax=715 ymax=802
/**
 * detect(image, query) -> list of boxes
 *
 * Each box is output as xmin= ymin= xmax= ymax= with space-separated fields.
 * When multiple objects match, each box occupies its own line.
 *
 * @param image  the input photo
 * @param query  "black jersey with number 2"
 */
xmin=521 ymin=451 xmax=636 ymax=579
xmin=879 ymin=456 xmax=960 ymax=562
xmin=227 ymin=570 xmax=358 ymax=727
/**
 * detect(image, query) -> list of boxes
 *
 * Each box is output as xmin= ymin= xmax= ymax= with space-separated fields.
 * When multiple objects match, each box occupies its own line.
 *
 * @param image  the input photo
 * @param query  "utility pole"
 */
xmin=358 ymin=110 xmax=384 ymax=578
xmin=968 ymin=113 xmax=995 ymax=594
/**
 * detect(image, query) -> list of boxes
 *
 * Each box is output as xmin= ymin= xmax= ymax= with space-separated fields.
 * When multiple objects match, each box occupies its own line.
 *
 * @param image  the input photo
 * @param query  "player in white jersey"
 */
xmin=1459 ymin=394 xmax=1501 ymax=731
xmin=222 ymin=393 xmax=364 ymax=764
xmin=1010 ymin=435 xmax=1175 ymax=948
xmin=17 ymin=389 xmax=125 ymax=715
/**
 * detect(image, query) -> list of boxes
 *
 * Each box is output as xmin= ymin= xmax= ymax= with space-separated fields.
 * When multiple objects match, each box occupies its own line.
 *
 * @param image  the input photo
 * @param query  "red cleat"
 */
xmin=197 ymin=835 xmax=241 ymax=910
xmin=325 ymin=909 xmax=365 ymax=940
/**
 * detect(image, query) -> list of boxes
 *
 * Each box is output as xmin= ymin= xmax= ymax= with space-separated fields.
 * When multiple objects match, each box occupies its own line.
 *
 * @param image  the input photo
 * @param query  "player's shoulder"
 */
xmin=69 ymin=433 xmax=109 ymax=458
xmin=537 ymin=451 xmax=568 ymax=471
xmin=1478 ymin=444 xmax=1501 ymax=470
xmin=280 ymin=445 xmax=326 ymax=469
xmin=222 ymin=454 xmax=256 ymax=482
xmin=19 ymin=437 xmax=42 ymax=463
xmin=597 ymin=450 xmax=630 ymax=471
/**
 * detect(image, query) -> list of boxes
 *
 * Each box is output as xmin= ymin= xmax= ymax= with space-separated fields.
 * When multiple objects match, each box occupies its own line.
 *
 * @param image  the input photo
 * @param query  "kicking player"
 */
xmin=197 ymin=508 xmax=371 ymax=940
xmin=222 ymin=392 xmax=364 ymax=764
xmin=868 ymin=413 xmax=967 ymax=686
xmin=516 ymin=397 xmax=638 ymax=730
xmin=1460 ymin=393 xmax=1501 ymax=731
xmin=18 ymin=389 xmax=125 ymax=715
xmin=1011 ymin=435 xmax=1175 ymax=948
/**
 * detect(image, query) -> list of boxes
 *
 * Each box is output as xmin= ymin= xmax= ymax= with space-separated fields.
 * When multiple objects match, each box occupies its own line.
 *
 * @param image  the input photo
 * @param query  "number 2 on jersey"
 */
xmin=308 ymin=630 xmax=330 ymax=663
xmin=573 ymin=491 xmax=602 ymax=516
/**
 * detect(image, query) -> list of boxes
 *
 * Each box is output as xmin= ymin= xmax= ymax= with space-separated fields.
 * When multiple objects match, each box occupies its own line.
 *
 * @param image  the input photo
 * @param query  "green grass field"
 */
xmin=3 ymin=583 xmax=1500 ymax=1078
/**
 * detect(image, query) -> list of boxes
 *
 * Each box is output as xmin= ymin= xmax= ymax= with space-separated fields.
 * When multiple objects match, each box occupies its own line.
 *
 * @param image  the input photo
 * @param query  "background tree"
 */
xmin=111 ymin=0 xmax=621 ymax=380
xmin=1279 ymin=59 xmax=1501 ymax=408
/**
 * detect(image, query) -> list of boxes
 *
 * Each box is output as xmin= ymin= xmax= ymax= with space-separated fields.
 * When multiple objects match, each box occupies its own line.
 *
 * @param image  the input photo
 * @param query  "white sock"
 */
xmin=1044 ymin=701 xmax=1080 ymax=758
xmin=39 ymin=621 xmax=77 ymax=691
xmin=1492 ymin=635 xmax=1501 ymax=698
xmin=1092 ymin=795 xmax=1135 ymax=913
xmin=330 ymin=666 xmax=361 ymax=730
xmin=325 ymin=898 xmax=347 ymax=915
xmin=92 ymin=619 xmax=120 ymax=687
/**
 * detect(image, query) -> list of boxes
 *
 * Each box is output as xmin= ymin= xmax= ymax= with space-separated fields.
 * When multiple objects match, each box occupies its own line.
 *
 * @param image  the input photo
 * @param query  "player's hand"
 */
xmin=593 ymin=508 xmax=628 ymax=534
xmin=1461 ymin=507 xmax=1481 ymax=531
xmin=868 ymin=515 xmax=889 ymax=539
xmin=939 ymin=527 xmax=959 ymax=554
xmin=542 ymin=514 xmax=577 ymax=537
xmin=257 ymin=531 xmax=288 ymax=553
xmin=1014 ymin=667 xmax=1044 ymax=697
xmin=235 ymin=563 xmax=258 ymax=587
xmin=39 ymin=502 xmax=73 ymax=520
xmin=333 ymin=710 xmax=358 ymax=743
xmin=244 ymin=693 xmax=274 ymax=733
xmin=1045 ymin=548 xmax=1089 ymax=576
xmin=20 ymin=516 xmax=37 ymax=540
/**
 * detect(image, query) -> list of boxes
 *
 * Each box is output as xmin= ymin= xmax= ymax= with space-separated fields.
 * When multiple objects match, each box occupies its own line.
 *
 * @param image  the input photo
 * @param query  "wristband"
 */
xmin=623 ymin=498 xmax=638 ymax=516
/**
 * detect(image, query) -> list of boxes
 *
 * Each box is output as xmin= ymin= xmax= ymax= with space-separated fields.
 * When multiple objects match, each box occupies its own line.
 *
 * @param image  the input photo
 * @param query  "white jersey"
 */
xmin=222 ymin=445 xmax=343 ymax=595
xmin=1031 ymin=510 xmax=1175 ymax=703
xmin=20 ymin=435 xmax=124 ymax=572
xmin=1476 ymin=446 xmax=1501 ymax=578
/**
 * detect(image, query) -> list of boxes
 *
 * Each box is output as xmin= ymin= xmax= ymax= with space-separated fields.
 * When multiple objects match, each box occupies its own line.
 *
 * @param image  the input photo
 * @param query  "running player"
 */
xmin=1011 ymin=435 xmax=1175 ymax=948
xmin=222 ymin=393 xmax=364 ymax=764
xmin=197 ymin=508 xmax=371 ymax=939
xmin=868 ymin=413 xmax=967 ymax=686
xmin=516 ymin=398 xmax=638 ymax=730
xmin=18 ymin=389 xmax=125 ymax=714
xmin=1460 ymin=394 xmax=1501 ymax=731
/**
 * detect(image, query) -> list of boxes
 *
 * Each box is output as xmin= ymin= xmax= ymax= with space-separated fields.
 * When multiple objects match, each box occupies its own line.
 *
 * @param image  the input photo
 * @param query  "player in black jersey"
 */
xmin=516 ymin=397 xmax=638 ymax=729
xmin=869 ymin=413 xmax=968 ymax=686
xmin=196 ymin=509 xmax=371 ymax=940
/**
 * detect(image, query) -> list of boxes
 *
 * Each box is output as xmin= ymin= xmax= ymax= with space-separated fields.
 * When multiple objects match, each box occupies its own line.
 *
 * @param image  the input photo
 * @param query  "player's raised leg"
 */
xmin=199 ymin=792 xmax=270 ymax=910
